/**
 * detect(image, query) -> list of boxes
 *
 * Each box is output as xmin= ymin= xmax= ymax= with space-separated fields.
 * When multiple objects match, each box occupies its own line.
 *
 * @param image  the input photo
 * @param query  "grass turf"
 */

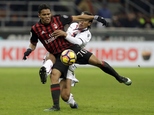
xmin=0 ymin=67 xmax=154 ymax=115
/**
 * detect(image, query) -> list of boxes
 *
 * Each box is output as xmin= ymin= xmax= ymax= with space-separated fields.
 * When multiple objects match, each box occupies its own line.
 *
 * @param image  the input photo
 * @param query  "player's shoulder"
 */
xmin=81 ymin=28 xmax=91 ymax=34
xmin=70 ymin=22 xmax=78 ymax=26
xmin=69 ymin=22 xmax=78 ymax=28
xmin=32 ymin=22 xmax=41 ymax=29
xmin=83 ymin=29 xmax=92 ymax=39
xmin=87 ymin=30 xmax=92 ymax=36
xmin=87 ymin=29 xmax=91 ymax=34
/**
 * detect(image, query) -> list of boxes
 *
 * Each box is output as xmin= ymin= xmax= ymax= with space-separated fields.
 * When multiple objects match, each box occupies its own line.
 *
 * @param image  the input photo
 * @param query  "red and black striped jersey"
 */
xmin=30 ymin=15 xmax=74 ymax=54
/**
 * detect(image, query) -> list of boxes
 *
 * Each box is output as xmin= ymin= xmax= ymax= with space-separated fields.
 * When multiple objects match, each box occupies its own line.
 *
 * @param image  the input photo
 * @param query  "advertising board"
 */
xmin=0 ymin=41 xmax=153 ymax=67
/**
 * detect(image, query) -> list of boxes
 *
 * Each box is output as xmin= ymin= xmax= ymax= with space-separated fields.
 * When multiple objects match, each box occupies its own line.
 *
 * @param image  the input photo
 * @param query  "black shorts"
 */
xmin=70 ymin=44 xmax=93 ymax=64
xmin=53 ymin=44 xmax=93 ymax=78
xmin=52 ymin=53 xmax=69 ymax=79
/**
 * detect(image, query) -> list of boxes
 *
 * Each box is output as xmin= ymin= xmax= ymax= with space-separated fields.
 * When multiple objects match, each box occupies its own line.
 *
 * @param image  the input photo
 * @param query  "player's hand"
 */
xmin=94 ymin=15 xmax=108 ymax=26
xmin=52 ymin=30 xmax=67 ymax=38
xmin=23 ymin=48 xmax=32 ymax=60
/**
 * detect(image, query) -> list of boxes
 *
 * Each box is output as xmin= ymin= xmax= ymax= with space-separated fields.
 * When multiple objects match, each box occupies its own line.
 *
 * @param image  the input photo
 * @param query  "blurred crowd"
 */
xmin=111 ymin=0 xmax=154 ymax=28
xmin=75 ymin=0 xmax=154 ymax=28
xmin=0 ymin=0 xmax=154 ymax=29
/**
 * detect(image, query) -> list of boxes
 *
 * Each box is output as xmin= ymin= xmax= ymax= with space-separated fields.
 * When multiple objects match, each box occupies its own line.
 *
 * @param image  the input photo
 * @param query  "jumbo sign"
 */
xmin=0 ymin=41 xmax=153 ymax=67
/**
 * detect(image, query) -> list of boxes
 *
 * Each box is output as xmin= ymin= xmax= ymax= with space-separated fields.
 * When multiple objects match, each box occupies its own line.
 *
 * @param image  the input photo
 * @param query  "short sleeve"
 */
xmin=30 ymin=28 xmax=38 ymax=46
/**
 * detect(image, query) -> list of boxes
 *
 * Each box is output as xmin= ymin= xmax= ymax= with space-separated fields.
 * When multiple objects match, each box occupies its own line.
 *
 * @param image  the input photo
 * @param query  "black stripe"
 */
xmin=79 ymin=38 xmax=84 ymax=44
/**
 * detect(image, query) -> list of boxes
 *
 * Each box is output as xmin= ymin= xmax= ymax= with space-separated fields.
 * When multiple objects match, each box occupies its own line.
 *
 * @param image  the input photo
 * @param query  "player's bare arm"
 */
xmin=72 ymin=15 xmax=108 ymax=26
xmin=52 ymin=29 xmax=84 ymax=46
xmin=72 ymin=15 xmax=94 ymax=22
xmin=29 ymin=43 xmax=36 ymax=51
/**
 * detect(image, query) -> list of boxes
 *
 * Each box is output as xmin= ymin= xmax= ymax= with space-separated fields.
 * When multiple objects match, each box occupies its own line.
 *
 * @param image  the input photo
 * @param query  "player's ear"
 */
xmin=88 ymin=22 xmax=92 ymax=26
xmin=38 ymin=13 xmax=40 ymax=18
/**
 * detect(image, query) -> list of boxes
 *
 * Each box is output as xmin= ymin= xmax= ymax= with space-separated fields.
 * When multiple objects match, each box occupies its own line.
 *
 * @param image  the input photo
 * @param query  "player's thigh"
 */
xmin=51 ymin=68 xmax=61 ymax=83
xmin=88 ymin=54 xmax=102 ymax=66
xmin=53 ymin=54 xmax=69 ymax=79
xmin=48 ymin=53 xmax=56 ymax=63
xmin=76 ymin=49 xmax=92 ymax=64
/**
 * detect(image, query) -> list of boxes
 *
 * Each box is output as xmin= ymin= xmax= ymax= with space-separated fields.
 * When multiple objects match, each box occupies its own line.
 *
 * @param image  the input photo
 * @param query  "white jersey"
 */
xmin=43 ymin=23 xmax=92 ymax=86
xmin=65 ymin=22 xmax=92 ymax=48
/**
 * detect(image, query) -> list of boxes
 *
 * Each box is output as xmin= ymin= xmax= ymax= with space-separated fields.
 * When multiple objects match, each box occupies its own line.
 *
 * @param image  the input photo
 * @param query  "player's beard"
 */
xmin=42 ymin=18 xmax=51 ymax=25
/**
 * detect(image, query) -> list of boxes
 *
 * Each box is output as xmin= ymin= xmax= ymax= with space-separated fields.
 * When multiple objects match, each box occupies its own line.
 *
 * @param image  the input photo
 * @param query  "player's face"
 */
xmin=38 ymin=9 xmax=52 ymax=25
xmin=78 ymin=15 xmax=91 ymax=29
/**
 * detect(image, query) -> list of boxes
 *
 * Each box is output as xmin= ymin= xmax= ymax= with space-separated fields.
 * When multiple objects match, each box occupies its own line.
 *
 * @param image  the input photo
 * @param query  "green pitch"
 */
xmin=0 ymin=67 xmax=154 ymax=115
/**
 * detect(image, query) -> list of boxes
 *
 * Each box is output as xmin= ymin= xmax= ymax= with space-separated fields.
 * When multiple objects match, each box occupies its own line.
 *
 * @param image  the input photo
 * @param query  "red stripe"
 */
xmin=51 ymin=87 xmax=60 ymax=91
xmin=102 ymin=61 xmax=104 ymax=66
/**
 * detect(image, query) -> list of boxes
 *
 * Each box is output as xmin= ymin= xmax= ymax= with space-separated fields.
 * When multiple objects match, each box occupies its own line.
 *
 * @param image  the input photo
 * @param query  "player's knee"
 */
xmin=50 ymin=70 xmax=61 ymax=84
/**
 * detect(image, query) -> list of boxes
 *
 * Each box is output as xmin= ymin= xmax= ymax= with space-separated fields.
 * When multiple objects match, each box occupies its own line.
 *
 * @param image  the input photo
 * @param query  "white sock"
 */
xmin=42 ymin=59 xmax=53 ymax=76
xmin=67 ymin=93 xmax=75 ymax=105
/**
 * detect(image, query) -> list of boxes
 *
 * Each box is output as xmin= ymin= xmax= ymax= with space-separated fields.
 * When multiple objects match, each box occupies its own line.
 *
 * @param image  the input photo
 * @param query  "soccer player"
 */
xmin=22 ymin=4 xmax=130 ymax=111
xmin=40 ymin=11 xmax=94 ymax=110
xmin=45 ymin=11 xmax=132 ymax=110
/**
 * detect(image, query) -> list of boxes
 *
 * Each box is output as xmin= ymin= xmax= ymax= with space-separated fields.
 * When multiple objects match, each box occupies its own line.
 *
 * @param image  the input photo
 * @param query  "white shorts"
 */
xmin=59 ymin=69 xmax=79 ymax=87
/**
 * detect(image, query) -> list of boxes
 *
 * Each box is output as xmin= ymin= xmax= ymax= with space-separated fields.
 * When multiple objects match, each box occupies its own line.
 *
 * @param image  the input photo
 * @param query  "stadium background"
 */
xmin=0 ymin=0 xmax=154 ymax=67
xmin=1 ymin=1 xmax=154 ymax=115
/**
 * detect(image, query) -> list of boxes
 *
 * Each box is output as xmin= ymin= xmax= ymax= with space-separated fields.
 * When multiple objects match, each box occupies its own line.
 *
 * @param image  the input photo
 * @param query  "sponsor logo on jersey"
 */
xmin=53 ymin=23 xmax=58 ymax=29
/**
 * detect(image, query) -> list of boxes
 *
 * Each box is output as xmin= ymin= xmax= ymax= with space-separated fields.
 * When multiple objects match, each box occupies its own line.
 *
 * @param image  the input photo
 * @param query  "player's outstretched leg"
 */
xmin=88 ymin=54 xmax=132 ymax=86
xmin=119 ymin=77 xmax=132 ymax=86
xmin=101 ymin=61 xmax=132 ymax=86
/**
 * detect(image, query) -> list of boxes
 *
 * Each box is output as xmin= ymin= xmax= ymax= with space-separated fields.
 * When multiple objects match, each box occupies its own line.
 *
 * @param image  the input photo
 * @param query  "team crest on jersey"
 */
xmin=41 ymin=31 xmax=46 ymax=34
xmin=53 ymin=23 xmax=58 ymax=29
